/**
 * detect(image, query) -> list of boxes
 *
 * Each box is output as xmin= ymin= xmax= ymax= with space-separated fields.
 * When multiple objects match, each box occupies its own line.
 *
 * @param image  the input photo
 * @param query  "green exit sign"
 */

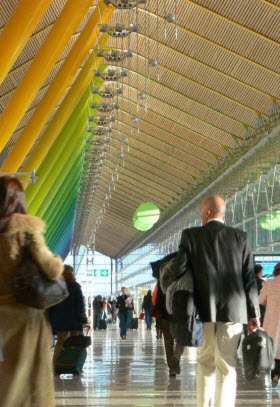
xmin=94 ymin=269 xmax=109 ymax=277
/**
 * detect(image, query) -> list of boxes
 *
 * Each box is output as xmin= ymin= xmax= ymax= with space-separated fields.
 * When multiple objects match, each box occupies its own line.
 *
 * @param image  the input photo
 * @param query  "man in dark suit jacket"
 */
xmin=173 ymin=196 xmax=260 ymax=407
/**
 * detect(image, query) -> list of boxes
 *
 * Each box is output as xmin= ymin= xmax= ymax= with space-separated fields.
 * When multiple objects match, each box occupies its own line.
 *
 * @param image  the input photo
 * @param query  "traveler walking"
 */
xmin=254 ymin=264 xmax=266 ymax=325
xmin=150 ymin=268 xmax=184 ymax=376
xmin=47 ymin=265 xmax=88 ymax=365
xmin=172 ymin=196 xmax=260 ymax=407
xmin=101 ymin=299 xmax=109 ymax=321
xmin=259 ymin=262 xmax=280 ymax=385
xmin=111 ymin=299 xmax=117 ymax=323
xmin=116 ymin=287 xmax=134 ymax=339
xmin=142 ymin=290 xmax=153 ymax=330
xmin=254 ymin=264 xmax=265 ymax=294
xmin=93 ymin=295 xmax=103 ymax=330
xmin=0 ymin=176 xmax=64 ymax=407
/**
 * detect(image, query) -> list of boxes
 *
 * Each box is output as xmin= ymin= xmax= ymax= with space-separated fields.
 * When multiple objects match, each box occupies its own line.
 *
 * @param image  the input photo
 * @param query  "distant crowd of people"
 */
xmin=92 ymin=295 xmax=117 ymax=330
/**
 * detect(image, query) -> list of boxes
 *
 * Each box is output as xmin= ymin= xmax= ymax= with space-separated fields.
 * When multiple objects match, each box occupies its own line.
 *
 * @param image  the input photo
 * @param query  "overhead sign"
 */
xmin=142 ymin=290 xmax=147 ymax=296
xmin=94 ymin=269 xmax=109 ymax=277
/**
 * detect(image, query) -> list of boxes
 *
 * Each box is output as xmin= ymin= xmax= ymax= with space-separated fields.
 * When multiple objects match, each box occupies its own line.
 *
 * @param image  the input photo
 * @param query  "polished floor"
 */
xmin=55 ymin=321 xmax=280 ymax=406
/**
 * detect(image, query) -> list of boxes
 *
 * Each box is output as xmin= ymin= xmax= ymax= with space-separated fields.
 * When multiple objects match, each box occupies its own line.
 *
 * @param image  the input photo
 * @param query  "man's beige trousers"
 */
xmin=196 ymin=322 xmax=243 ymax=407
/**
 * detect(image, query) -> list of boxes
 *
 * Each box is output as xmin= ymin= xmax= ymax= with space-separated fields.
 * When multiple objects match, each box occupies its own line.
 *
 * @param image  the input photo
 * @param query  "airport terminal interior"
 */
xmin=0 ymin=0 xmax=280 ymax=405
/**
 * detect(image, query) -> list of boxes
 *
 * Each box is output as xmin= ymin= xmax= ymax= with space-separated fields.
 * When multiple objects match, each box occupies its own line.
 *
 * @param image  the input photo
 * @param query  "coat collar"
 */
xmin=4 ymin=213 xmax=45 ymax=236
xmin=205 ymin=219 xmax=225 ymax=229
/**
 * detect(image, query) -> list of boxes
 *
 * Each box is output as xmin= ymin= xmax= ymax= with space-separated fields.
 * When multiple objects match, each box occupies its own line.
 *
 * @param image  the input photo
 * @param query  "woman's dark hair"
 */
xmin=63 ymin=265 xmax=76 ymax=283
xmin=254 ymin=264 xmax=263 ymax=276
xmin=273 ymin=263 xmax=280 ymax=277
xmin=0 ymin=176 xmax=27 ymax=232
xmin=147 ymin=290 xmax=152 ymax=297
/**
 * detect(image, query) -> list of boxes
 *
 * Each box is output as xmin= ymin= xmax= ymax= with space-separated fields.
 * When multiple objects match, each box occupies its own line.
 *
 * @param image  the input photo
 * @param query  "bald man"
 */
xmin=173 ymin=196 xmax=260 ymax=407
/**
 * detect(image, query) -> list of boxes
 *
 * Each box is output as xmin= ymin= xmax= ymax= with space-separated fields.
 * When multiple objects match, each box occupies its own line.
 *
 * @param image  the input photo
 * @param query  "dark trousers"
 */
xmin=119 ymin=310 xmax=132 ymax=336
xmin=94 ymin=313 xmax=101 ymax=330
xmin=271 ymin=359 xmax=280 ymax=379
xmin=160 ymin=318 xmax=184 ymax=373
xmin=145 ymin=310 xmax=152 ymax=329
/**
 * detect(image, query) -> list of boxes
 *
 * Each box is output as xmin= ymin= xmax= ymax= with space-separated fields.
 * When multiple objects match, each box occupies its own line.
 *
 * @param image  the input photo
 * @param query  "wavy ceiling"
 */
xmin=0 ymin=0 xmax=279 ymax=259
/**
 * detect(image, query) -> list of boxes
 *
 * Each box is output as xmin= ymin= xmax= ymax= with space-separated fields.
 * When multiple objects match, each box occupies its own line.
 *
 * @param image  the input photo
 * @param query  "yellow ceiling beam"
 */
xmin=1 ymin=2 xmax=115 ymax=173
xmin=259 ymin=0 xmax=280 ymax=11
xmin=0 ymin=0 xmax=94 ymax=154
xmin=0 ymin=0 xmax=53 ymax=86
xmin=20 ymin=34 xmax=110 ymax=186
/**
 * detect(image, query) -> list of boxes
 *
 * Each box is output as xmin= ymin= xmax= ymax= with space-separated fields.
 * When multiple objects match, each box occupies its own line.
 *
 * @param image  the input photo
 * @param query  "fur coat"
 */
xmin=259 ymin=275 xmax=280 ymax=359
xmin=0 ymin=213 xmax=63 ymax=407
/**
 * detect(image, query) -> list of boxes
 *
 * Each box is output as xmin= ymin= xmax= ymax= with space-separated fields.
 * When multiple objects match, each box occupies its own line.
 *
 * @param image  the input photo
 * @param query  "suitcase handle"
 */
xmin=81 ymin=325 xmax=90 ymax=336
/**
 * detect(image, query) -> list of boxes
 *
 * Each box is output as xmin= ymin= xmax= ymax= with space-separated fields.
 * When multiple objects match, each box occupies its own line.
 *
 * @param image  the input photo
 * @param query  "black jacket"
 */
xmin=150 ymin=255 xmax=175 ymax=320
xmin=142 ymin=294 xmax=153 ymax=311
xmin=93 ymin=298 xmax=103 ymax=315
xmin=116 ymin=294 xmax=134 ymax=312
xmin=47 ymin=281 xmax=87 ymax=333
xmin=173 ymin=221 xmax=260 ymax=324
xmin=151 ymin=254 xmax=202 ymax=347
xmin=256 ymin=276 xmax=264 ymax=295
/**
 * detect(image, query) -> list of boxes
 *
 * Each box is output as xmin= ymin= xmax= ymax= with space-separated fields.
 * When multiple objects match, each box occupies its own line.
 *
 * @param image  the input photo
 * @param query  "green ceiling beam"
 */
xmin=48 ymin=203 xmax=76 ymax=250
xmin=45 ymin=182 xmax=79 ymax=239
xmin=26 ymin=88 xmax=91 ymax=206
xmin=42 ymin=151 xmax=83 ymax=224
xmin=43 ymin=170 xmax=80 ymax=226
xmin=29 ymin=123 xmax=86 ymax=216
xmin=46 ymin=200 xmax=77 ymax=244
xmin=33 ymin=137 xmax=85 ymax=218
xmin=26 ymin=70 xmax=105 ymax=213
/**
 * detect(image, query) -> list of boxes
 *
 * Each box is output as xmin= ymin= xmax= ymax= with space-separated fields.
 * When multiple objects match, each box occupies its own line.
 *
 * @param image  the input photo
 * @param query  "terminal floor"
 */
xmin=55 ymin=322 xmax=280 ymax=406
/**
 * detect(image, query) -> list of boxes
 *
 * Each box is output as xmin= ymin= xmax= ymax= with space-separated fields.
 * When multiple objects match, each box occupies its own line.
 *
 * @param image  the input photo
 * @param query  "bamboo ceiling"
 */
xmin=0 ymin=0 xmax=279 ymax=259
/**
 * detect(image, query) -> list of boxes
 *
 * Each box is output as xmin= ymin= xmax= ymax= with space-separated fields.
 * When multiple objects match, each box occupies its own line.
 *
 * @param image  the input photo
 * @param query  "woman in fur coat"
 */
xmin=0 ymin=176 xmax=64 ymax=407
xmin=259 ymin=263 xmax=280 ymax=385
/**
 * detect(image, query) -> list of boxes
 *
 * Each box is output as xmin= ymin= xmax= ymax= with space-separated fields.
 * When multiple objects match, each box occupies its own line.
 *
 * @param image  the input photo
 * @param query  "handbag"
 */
xmin=11 ymin=240 xmax=69 ymax=310
xmin=242 ymin=328 xmax=275 ymax=380
xmin=63 ymin=327 xmax=91 ymax=349
xmin=139 ymin=312 xmax=145 ymax=320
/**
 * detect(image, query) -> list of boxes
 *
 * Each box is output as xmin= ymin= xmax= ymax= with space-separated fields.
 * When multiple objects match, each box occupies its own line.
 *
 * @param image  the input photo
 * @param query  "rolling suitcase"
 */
xmin=130 ymin=317 xmax=138 ymax=330
xmin=55 ymin=347 xmax=87 ymax=375
xmin=99 ymin=319 xmax=107 ymax=330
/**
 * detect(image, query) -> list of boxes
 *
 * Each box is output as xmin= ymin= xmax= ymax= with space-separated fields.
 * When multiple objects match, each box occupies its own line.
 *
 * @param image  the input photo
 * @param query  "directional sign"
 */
xmin=94 ymin=269 xmax=109 ymax=277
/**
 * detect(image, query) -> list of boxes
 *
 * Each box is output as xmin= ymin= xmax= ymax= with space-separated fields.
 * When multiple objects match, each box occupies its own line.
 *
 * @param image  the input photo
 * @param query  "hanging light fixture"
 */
xmin=103 ymin=135 xmax=111 ymax=143
xmin=95 ymin=68 xmax=128 ymax=81
xmin=104 ymin=0 xmax=147 ymax=9
xmin=92 ymin=86 xmax=123 ymax=98
xmin=99 ymin=23 xmax=138 ymax=37
xmin=92 ymin=126 xmax=113 ymax=136
xmin=97 ymin=49 xmax=133 ymax=62
xmin=91 ymin=102 xmax=119 ymax=112
xmin=149 ymin=59 xmax=160 ymax=67
xmin=138 ymin=92 xmax=147 ymax=100
xmin=88 ymin=115 xmax=115 ymax=125
xmin=165 ymin=14 xmax=177 ymax=23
